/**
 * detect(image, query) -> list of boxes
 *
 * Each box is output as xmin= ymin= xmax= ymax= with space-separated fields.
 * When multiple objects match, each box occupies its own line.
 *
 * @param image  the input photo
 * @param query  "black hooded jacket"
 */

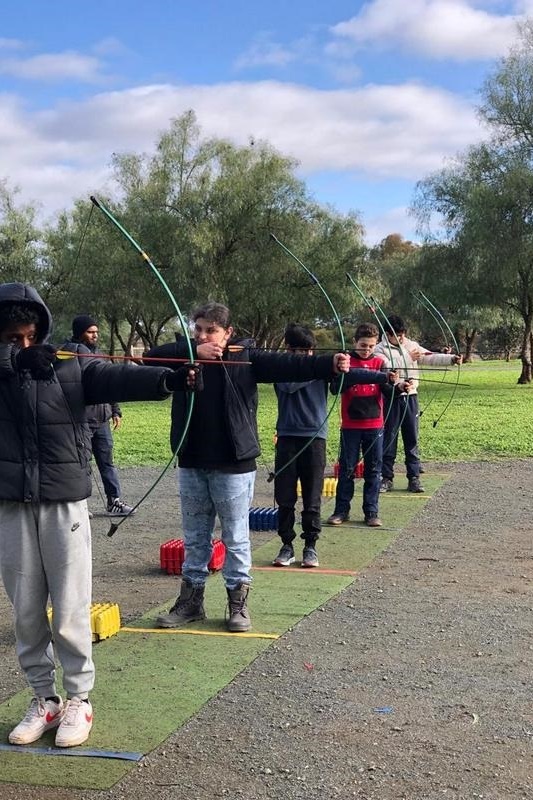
xmin=0 ymin=283 xmax=172 ymax=502
xmin=145 ymin=337 xmax=339 ymax=465
xmin=60 ymin=337 xmax=122 ymax=430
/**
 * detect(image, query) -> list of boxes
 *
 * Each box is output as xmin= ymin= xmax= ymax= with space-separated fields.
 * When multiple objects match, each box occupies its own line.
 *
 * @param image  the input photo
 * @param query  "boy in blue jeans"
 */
xmin=328 ymin=323 xmax=401 ymax=527
xmin=273 ymin=323 xmax=396 ymax=568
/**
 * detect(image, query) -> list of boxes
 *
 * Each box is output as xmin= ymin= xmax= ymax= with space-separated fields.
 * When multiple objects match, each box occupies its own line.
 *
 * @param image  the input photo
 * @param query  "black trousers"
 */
xmin=274 ymin=436 xmax=326 ymax=546
xmin=381 ymin=394 xmax=420 ymax=481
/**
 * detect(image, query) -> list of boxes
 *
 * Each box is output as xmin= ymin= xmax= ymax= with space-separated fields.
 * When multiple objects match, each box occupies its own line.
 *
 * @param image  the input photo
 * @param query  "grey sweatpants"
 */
xmin=0 ymin=499 xmax=95 ymax=699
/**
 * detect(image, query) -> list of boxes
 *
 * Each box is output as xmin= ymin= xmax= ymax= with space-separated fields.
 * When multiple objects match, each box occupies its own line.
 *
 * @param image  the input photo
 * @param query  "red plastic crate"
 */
xmin=209 ymin=538 xmax=226 ymax=572
xmin=160 ymin=537 xmax=226 ymax=575
xmin=160 ymin=539 xmax=185 ymax=575
xmin=332 ymin=461 xmax=364 ymax=478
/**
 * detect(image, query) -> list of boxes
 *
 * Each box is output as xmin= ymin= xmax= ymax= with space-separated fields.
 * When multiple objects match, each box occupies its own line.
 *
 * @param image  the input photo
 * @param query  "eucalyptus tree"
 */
xmin=413 ymin=142 xmax=533 ymax=381
xmin=111 ymin=111 xmax=365 ymax=348
xmin=44 ymin=197 xmax=173 ymax=352
xmin=479 ymin=19 xmax=533 ymax=150
xmin=45 ymin=111 xmax=366 ymax=350
xmin=0 ymin=181 xmax=45 ymax=291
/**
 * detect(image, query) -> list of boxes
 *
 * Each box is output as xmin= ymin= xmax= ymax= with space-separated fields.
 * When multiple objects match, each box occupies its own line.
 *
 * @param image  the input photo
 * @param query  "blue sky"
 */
xmin=0 ymin=1 xmax=529 ymax=243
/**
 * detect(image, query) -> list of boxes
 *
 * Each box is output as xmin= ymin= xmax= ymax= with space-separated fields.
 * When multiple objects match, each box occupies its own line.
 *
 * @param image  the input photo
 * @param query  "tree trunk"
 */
xmin=517 ymin=319 xmax=533 ymax=383
xmin=109 ymin=319 xmax=117 ymax=356
xmin=463 ymin=328 xmax=477 ymax=363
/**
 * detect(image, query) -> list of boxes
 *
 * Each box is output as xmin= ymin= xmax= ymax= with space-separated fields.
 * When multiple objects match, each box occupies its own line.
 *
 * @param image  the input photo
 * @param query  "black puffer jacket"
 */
xmin=60 ymin=338 xmax=122 ymax=430
xmin=0 ymin=283 xmax=172 ymax=503
xmin=145 ymin=338 xmax=338 ymax=460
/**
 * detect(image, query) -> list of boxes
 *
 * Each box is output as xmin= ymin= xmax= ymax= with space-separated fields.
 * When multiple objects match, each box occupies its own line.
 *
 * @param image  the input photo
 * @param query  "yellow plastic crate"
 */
xmin=297 ymin=477 xmax=338 ymax=498
xmin=90 ymin=602 xmax=121 ymax=641
xmin=47 ymin=602 xmax=121 ymax=642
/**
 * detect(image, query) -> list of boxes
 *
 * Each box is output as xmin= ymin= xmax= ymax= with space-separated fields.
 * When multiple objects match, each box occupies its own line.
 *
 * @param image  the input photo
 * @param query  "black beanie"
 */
xmin=72 ymin=314 xmax=97 ymax=340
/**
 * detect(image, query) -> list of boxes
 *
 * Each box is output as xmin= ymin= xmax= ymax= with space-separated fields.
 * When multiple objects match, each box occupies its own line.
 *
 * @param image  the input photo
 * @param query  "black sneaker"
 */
xmin=326 ymin=512 xmax=349 ymax=525
xmin=273 ymin=544 xmax=295 ymax=567
xmin=301 ymin=546 xmax=319 ymax=568
xmin=407 ymin=477 xmax=425 ymax=493
xmin=106 ymin=498 xmax=137 ymax=516
xmin=380 ymin=478 xmax=393 ymax=493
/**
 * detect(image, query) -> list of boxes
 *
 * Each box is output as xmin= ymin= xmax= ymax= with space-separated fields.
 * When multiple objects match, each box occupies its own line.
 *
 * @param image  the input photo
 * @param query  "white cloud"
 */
xmin=331 ymin=0 xmax=520 ymax=61
xmin=0 ymin=79 xmax=485 ymax=227
xmin=365 ymin=205 xmax=419 ymax=245
xmin=92 ymin=37 xmax=128 ymax=57
xmin=515 ymin=1 xmax=533 ymax=15
xmin=234 ymin=33 xmax=312 ymax=70
xmin=235 ymin=38 xmax=296 ymax=69
xmin=0 ymin=38 xmax=26 ymax=51
xmin=327 ymin=62 xmax=363 ymax=85
xmin=0 ymin=51 xmax=106 ymax=83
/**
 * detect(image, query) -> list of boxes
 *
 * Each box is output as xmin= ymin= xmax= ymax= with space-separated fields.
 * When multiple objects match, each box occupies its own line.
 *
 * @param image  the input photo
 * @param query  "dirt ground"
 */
xmin=1 ymin=459 xmax=533 ymax=800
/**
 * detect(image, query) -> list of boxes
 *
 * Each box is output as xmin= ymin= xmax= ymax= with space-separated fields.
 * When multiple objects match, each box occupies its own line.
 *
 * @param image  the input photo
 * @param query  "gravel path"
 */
xmin=1 ymin=459 xmax=533 ymax=800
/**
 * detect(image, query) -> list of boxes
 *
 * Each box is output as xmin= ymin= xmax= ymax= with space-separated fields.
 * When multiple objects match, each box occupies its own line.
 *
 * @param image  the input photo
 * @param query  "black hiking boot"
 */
xmin=408 ymin=477 xmax=425 ymax=493
xmin=156 ymin=579 xmax=206 ymax=627
xmin=226 ymin=584 xmax=252 ymax=632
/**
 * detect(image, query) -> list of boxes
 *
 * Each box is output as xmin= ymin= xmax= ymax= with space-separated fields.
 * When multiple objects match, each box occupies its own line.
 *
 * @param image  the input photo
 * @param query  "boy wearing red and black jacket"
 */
xmin=327 ymin=323 xmax=400 ymax=528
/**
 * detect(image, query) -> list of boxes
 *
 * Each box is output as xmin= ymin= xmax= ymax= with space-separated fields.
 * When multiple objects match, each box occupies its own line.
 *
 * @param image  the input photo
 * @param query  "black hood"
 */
xmin=0 ymin=282 xmax=53 ymax=343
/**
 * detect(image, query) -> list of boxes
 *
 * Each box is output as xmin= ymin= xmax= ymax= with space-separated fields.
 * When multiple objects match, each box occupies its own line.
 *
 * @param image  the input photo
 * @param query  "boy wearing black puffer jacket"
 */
xmin=0 ymin=282 xmax=196 ymax=749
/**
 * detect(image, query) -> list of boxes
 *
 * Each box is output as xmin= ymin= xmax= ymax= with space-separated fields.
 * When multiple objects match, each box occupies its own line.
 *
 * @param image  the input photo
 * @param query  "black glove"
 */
xmin=165 ymin=364 xmax=204 ymax=392
xmin=15 ymin=344 xmax=57 ymax=379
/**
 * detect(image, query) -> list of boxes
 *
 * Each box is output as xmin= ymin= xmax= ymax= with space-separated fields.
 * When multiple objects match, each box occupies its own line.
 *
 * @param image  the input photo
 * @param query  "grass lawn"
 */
xmin=113 ymin=360 xmax=533 ymax=467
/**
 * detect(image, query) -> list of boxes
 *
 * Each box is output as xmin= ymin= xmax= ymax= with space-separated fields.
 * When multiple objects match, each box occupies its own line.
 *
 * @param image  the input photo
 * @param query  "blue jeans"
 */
xmin=334 ymin=428 xmax=383 ymax=519
xmin=178 ymin=468 xmax=255 ymax=589
xmin=91 ymin=423 xmax=121 ymax=500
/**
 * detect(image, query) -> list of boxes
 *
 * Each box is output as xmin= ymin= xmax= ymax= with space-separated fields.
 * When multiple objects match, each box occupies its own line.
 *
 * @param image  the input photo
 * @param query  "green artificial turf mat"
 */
xmin=0 ymin=472 xmax=449 ymax=789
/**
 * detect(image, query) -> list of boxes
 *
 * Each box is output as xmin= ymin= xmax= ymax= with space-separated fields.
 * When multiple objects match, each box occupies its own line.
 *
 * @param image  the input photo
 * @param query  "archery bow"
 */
xmin=268 ymin=234 xmax=346 ymax=483
xmin=90 ymin=196 xmax=196 ymax=535
xmin=344 ymin=274 xmax=414 ymax=441
xmin=417 ymin=290 xmax=462 ymax=428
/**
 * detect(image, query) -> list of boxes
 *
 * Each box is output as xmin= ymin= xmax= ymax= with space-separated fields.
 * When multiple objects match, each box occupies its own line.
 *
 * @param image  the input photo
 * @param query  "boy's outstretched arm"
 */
xmin=163 ymin=364 xmax=203 ymax=392
xmin=330 ymin=366 xmax=396 ymax=395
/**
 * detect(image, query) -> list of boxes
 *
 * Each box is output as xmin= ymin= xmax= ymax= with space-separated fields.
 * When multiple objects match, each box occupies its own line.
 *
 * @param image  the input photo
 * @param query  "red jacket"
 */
xmin=340 ymin=354 xmax=387 ymax=430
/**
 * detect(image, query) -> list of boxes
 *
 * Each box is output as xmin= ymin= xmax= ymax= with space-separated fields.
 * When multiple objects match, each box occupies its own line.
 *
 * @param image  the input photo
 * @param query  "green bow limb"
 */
xmin=344 ymin=276 xmax=408 ymax=465
xmin=417 ymin=290 xmax=461 ymax=428
xmin=90 ymin=196 xmax=195 ymax=535
xmin=268 ymin=234 xmax=346 ymax=483
xmin=411 ymin=290 xmax=450 ymax=422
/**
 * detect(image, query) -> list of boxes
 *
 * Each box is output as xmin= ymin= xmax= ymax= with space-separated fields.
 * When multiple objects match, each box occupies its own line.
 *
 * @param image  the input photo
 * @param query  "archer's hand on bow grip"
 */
xmin=164 ymin=364 xmax=204 ymax=393
xmin=14 ymin=344 xmax=57 ymax=379
xmin=333 ymin=352 xmax=351 ymax=373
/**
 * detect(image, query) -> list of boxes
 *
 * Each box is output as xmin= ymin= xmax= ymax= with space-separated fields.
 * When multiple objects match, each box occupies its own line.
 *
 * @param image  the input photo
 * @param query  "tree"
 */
xmin=479 ymin=20 xmax=533 ymax=150
xmin=413 ymin=142 xmax=533 ymax=381
xmin=44 ymin=112 xmax=366 ymax=351
xmin=0 ymin=182 xmax=44 ymax=290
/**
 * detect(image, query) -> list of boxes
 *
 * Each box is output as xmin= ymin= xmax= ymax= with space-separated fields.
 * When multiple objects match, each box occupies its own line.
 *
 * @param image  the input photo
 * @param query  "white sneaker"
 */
xmin=55 ymin=697 xmax=93 ymax=747
xmin=9 ymin=696 xmax=64 ymax=744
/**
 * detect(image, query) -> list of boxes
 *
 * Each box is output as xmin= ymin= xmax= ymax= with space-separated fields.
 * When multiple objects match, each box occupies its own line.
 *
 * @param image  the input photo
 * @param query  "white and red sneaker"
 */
xmin=9 ymin=696 xmax=64 ymax=744
xmin=55 ymin=697 xmax=93 ymax=747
